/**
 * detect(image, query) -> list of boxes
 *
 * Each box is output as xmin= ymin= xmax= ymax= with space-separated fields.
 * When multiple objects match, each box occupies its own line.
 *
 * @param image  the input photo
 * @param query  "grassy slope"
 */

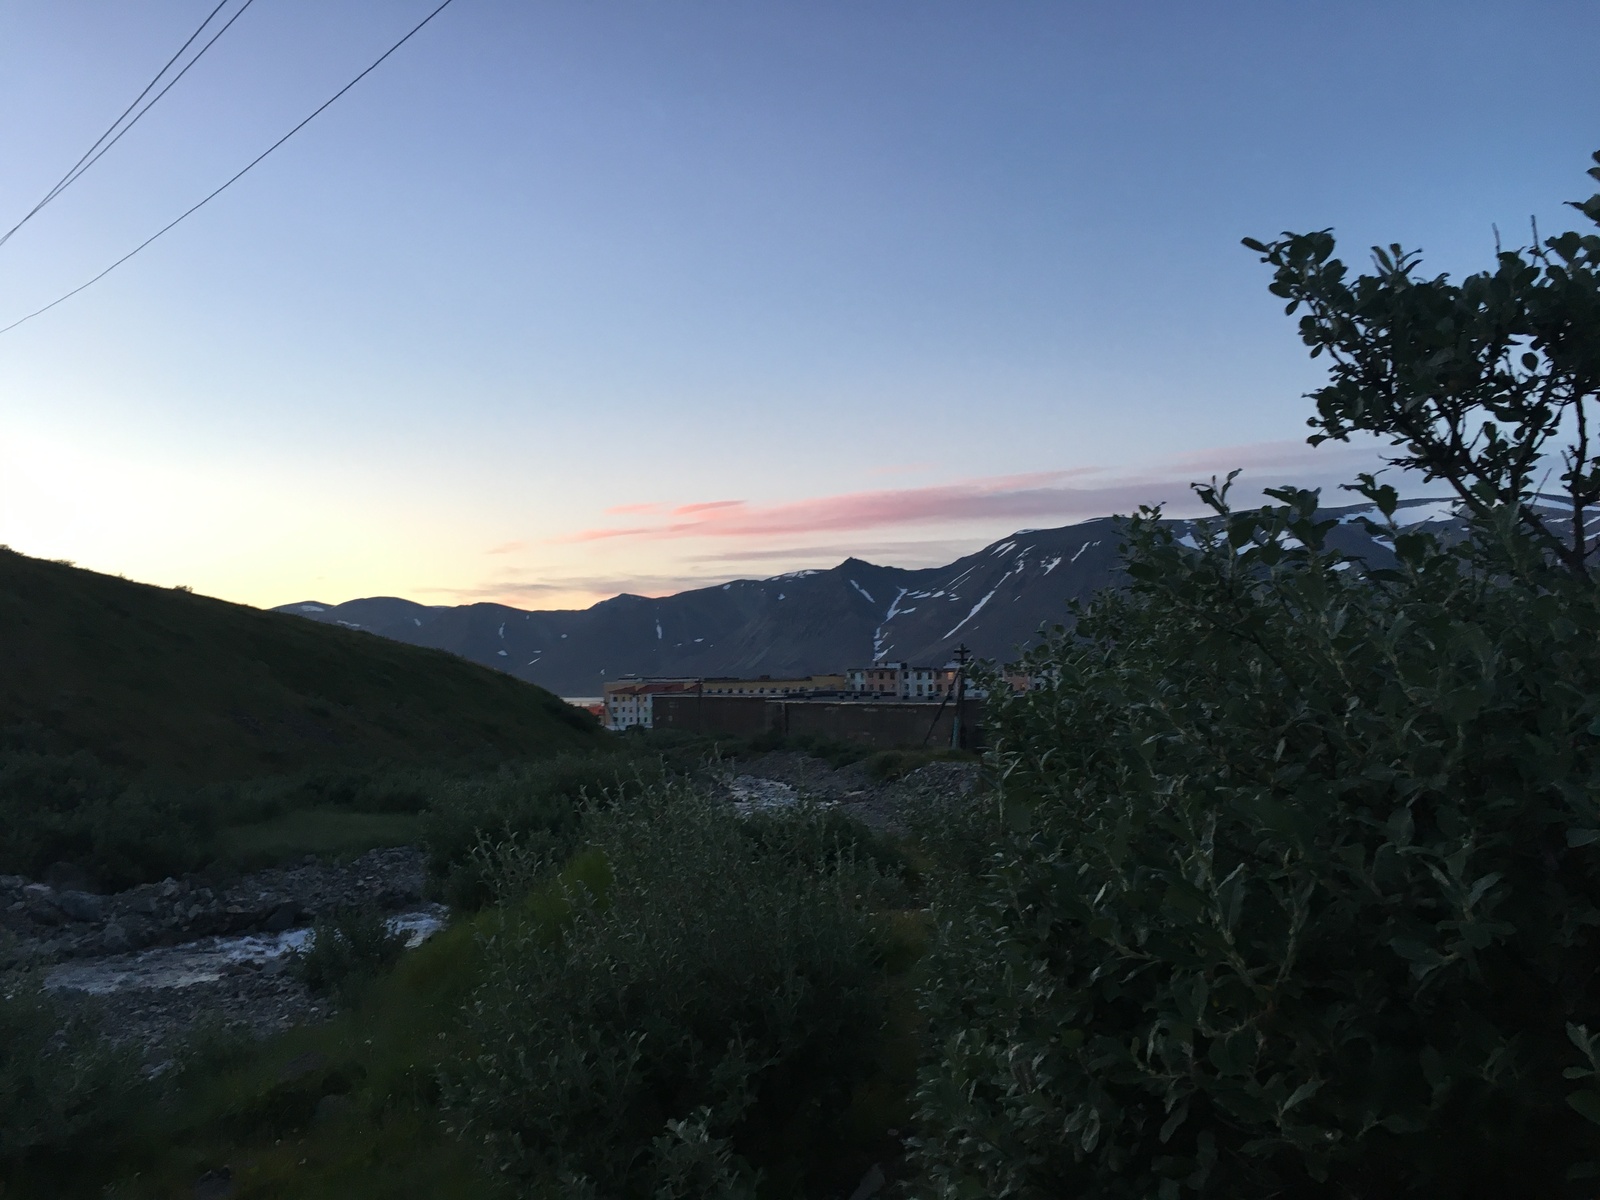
xmin=0 ymin=548 xmax=601 ymax=780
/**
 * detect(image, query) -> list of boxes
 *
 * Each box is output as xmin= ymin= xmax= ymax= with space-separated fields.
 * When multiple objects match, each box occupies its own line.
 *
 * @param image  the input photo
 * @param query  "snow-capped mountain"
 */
xmin=276 ymin=499 xmax=1457 ymax=696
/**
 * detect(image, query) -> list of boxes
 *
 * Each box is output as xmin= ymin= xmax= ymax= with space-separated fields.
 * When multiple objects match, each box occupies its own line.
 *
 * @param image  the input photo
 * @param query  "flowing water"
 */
xmin=44 ymin=906 xmax=448 ymax=995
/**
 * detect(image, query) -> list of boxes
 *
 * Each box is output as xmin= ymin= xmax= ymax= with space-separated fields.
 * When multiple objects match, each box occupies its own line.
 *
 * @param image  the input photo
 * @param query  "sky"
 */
xmin=1 ymin=1 xmax=1597 ymax=610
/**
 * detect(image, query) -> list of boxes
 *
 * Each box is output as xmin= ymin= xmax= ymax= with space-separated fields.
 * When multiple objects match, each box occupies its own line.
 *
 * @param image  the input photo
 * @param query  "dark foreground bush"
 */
xmin=911 ymin=489 xmax=1600 ymax=1199
xmin=0 ymin=973 xmax=148 ymax=1177
xmin=443 ymin=784 xmax=896 ymax=1198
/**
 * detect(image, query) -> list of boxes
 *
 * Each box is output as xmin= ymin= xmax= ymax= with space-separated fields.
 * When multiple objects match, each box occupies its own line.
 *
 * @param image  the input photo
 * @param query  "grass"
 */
xmin=21 ymin=918 xmax=502 ymax=1199
xmin=0 ymin=546 xmax=602 ymax=785
xmin=218 ymin=809 xmax=425 ymax=869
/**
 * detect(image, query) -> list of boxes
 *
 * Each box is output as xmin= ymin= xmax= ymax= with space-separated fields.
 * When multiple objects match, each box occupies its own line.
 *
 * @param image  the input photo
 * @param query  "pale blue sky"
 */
xmin=1 ymin=1 xmax=1597 ymax=607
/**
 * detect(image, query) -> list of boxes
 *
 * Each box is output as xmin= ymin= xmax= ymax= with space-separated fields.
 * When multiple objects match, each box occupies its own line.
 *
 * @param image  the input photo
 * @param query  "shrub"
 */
xmin=421 ymin=754 xmax=664 ymax=909
xmin=0 ymin=747 xmax=212 ymax=886
xmin=291 ymin=907 xmax=411 ymax=1007
xmin=736 ymin=803 xmax=916 ymax=898
xmin=909 ymin=487 xmax=1600 ymax=1199
xmin=442 ymin=783 xmax=895 ymax=1197
xmin=0 ymin=973 xmax=148 ymax=1174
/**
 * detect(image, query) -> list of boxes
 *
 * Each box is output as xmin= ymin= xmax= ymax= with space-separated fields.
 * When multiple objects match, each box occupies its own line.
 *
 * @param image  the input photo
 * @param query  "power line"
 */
xmin=31 ymin=0 xmax=262 ymax=235
xmin=0 ymin=0 xmax=462 ymax=339
xmin=0 ymin=0 xmax=235 ymax=250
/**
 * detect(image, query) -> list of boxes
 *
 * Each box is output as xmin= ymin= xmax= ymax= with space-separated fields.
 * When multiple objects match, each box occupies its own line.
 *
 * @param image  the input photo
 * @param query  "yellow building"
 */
xmin=698 ymin=674 xmax=846 ymax=696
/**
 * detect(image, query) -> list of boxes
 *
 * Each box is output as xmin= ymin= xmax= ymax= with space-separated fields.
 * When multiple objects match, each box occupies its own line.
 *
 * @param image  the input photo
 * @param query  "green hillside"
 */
xmin=0 ymin=547 xmax=600 ymax=781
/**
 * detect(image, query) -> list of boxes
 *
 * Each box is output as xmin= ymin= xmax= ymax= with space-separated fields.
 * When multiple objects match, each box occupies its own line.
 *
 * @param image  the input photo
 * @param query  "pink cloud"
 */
xmin=485 ymin=540 xmax=526 ymax=555
xmin=603 ymin=502 xmax=664 ymax=516
xmin=549 ymin=439 xmax=1388 ymax=548
xmin=671 ymin=499 xmax=747 ymax=516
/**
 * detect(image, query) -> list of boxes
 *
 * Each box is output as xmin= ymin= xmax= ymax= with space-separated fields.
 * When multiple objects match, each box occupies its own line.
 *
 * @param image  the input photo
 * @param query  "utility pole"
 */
xmin=950 ymin=643 xmax=970 ymax=751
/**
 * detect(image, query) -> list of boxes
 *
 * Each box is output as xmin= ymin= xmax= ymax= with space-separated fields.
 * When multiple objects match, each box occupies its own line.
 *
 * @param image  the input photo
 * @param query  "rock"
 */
xmin=99 ymin=921 xmax=132 ymax=954
xmin=127 ymin=891 xmax=160 ymax=916
xmin=119 ymin=918 xmax=159 ymax=950
xmin=263 ymin=903 xmax=299 ymax=933
xmin=22 ymin=885 xmax=64 ymax=926
xmin=193 ymin=1165 xmax=234 ymax=1199
xmin=53 ymin=890 xmax=106 ymax=923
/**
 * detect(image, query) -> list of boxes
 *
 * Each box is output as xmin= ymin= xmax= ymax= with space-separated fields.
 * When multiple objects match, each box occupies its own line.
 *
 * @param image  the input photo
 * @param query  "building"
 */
xmin=602 ymin=674 xmax=846 ymax=730
xmin=601 ymin=678 xmax=698 ymax=731
xmin=698 ymin=674 xmax=846 ymax=696
xmin=652 ymin=690 xmax=987 ymax=749
xmin=846 ymin=663 xmax=963 ymax=699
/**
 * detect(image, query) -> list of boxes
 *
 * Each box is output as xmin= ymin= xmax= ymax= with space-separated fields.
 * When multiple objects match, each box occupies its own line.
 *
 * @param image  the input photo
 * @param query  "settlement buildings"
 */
xmin=602 ymin=666 xmax=971 ymax=731
xmin=602 ymin=674 xmax=845 ymax=731
xmin=846 ymin=663 xmax=961 ymax=699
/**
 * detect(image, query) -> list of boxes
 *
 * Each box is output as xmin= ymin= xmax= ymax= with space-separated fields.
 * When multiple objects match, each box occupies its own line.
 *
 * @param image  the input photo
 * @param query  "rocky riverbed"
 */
xmin=4 ymin=758 xmax=980 ymax=1058
xmin=1 ymin=846 xmax=427 ymax=966
xmin=720 ymin=753 xmax=981 ymax=833
xmin=2 ymin=847 xmax=434 ymax=1055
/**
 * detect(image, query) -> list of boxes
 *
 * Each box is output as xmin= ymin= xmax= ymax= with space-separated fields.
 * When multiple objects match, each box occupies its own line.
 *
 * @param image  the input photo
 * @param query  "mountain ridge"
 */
xmin=0 ymin=547 xmax=600 ymax=781
xmin=279 ymin=501 xmax=1455 ymax=696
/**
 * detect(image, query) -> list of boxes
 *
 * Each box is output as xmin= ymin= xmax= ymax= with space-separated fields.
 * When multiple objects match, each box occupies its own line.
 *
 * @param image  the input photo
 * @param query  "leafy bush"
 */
xmin=736 ymin=804 xmax=916 ymax=897
xmin=910 ymin=485 xmax=1600 ymax=1199
xmin=0 ymin=746 xmax=213 ymax=886
xmin=291 ymin=907 xmax=411 ymax=1007
xmin=421 ymin=754 xmax=664 ymax=908
xmin=442 ymin=783 xmax=896 ymax=1197
xmin=0 ymin=973 xmax=148 ymax=1174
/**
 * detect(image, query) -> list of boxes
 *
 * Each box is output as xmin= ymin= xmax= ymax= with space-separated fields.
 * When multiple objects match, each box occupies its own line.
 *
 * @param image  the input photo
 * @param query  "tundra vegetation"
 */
xmin=3 ymin=154 xmax=1600 ymax=1198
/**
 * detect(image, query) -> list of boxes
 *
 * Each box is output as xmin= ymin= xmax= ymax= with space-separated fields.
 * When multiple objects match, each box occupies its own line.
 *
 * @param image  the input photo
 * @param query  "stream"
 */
xmin=44 ymin=906 xmax=448 ymax=995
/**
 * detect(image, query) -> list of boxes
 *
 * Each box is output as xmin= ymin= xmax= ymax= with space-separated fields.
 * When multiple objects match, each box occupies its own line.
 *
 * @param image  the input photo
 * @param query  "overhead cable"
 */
xmin=0 ymin=0 xmax=239 ymax=250
xmin=0 ymin=0 xmax=461 ymax=338
xmin=20 ymin=0 xmax=262 ymax=241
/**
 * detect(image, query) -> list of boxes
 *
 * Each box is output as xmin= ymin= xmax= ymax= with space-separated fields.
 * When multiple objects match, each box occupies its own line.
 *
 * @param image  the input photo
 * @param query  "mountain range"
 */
xmin=276 ymin=499 xmax=1459 ymax=697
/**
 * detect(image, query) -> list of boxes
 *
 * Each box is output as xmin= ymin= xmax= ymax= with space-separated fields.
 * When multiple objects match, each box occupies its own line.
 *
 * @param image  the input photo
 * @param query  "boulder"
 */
xmin=262 ymin=903 xmax=299 ymax=933
xmin=22 ymin=884 xmax=63 ymax=926
xmin=53 ymin=890 xmax=106 ymax=923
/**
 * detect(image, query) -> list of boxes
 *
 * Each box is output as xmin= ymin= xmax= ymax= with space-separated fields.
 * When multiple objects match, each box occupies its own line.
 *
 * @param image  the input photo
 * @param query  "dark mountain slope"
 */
xmin=281 ymin=500 xmax=1456 ymax=696
xmin=0 ymin=548 xmax=600 ymax=781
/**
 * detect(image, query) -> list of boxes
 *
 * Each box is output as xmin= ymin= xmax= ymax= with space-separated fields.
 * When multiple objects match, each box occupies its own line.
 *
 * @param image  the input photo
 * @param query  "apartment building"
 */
xmin=601 ymin=678 xmax=698 ymax=731
xmin=846 ymin=663 xmax=962 ymax=699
